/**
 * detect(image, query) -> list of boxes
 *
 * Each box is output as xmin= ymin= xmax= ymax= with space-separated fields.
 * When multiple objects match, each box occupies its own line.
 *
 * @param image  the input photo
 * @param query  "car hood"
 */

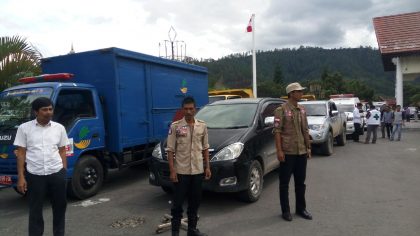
xmin=207 ymin=128 xmax=248 ymax=151
xmin=306 ymin=116 xmax=326 ymax=125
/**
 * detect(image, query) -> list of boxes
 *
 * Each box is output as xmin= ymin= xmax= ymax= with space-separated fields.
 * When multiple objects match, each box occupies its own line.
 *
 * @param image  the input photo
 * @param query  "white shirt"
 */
xmin=353 ymin=107 xmax=361 ymax=124
xmin=14 ymin=119 xmax=69 ymax=175
xmin=367 ymin=109 xmax=381 ymax=125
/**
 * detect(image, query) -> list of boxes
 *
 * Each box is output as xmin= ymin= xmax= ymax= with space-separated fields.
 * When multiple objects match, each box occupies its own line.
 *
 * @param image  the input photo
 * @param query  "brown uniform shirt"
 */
xmin=273 ymin=101 xmax=310 ymax=155
xmin=167 ymin=117 xmax=210 ymax=175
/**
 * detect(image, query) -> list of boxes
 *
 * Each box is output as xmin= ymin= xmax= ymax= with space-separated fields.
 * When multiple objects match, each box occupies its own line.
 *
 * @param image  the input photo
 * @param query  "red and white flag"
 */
xmin=246 ymin=16 xmax=253 ymax=32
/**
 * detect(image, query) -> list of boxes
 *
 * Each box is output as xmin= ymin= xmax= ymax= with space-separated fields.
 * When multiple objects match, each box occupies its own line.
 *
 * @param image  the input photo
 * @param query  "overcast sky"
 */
xmin=1 ymin=0 xmax=419 ymax=59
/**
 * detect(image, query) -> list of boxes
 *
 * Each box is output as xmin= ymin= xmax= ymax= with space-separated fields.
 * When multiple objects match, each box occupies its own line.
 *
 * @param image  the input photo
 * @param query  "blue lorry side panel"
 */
xmin=42 ymin=47 xmax=208 ymax=153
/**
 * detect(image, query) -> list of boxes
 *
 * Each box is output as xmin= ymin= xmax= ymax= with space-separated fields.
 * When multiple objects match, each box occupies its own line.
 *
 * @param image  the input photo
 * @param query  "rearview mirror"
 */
xmin=264 ymin=116 xmax=274 ymax=127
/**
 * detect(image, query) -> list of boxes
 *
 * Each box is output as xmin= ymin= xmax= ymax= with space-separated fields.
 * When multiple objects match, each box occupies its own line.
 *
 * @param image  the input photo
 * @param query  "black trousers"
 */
xmin=381 ymin=123 xmax=392 ymax=138
xmin=26 ymin=168 xmax=67 ymax=236
xmin=353 ymin=123 xmax=362 ymax=141
xmin=171 ymin=174 xmax=203 ymax=232
xmin=279 ymin=154 xmax=307 ymax=213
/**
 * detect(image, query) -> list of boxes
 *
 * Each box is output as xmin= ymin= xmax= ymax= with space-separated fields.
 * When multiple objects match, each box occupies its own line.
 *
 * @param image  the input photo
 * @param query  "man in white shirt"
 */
xmin=14 ymin=97 xmax=69 ymax=236
xmin=352 ymin=103 xmax=363 ymax=142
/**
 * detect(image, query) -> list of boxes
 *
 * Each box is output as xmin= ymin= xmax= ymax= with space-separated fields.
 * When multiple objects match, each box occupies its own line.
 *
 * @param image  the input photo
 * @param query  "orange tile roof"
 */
xmin=373 ymin=11 xmax=420 ymax=71
xmin=373 ymin=11 xmax=420 ymax=54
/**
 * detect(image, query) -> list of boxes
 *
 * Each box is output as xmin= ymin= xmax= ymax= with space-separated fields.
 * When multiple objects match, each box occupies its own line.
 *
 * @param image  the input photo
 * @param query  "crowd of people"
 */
xmin=352 ymin=102 xmax=410 ymax=144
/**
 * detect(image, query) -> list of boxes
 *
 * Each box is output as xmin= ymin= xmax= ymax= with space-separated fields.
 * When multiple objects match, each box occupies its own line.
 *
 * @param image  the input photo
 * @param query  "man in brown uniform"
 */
xmin=273 ymin=82 xmax=312 ymax=222
xmin=167 ymin=96 xmax=211 ymax=236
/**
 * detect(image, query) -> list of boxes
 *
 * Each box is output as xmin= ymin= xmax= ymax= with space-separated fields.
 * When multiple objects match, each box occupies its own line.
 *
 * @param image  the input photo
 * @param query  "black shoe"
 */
xmin=297 ymin=209 xmax=313 ymax=220
xmin=281 ymin=212 xmax=292 ymax=221
xmin=188 ymin=229 xmax=208 ymax=236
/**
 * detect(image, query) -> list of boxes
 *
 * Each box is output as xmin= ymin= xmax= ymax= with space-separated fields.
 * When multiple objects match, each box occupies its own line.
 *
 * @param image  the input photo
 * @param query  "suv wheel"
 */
xmin=238 ymin=160 xmax=263 ymax=202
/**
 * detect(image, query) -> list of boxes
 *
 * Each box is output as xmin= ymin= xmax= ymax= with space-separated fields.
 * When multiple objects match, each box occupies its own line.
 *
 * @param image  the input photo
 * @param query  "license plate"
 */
xmin=0 ymin=176 xmax=12 ymax=185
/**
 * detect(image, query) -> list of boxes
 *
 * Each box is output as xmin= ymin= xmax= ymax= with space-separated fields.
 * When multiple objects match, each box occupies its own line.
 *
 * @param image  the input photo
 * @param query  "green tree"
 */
xmin=273 ymin=65 xmax=285 ymax=86
xmin=257 ymin=80 xmax=284 ymax=98
xmin=0 ymin=35 xmax=42 ymax=90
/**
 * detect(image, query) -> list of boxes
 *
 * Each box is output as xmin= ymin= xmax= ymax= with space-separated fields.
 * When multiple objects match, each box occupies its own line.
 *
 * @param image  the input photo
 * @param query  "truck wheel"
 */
xmin=336 ymin=128 xmax=346 ymax=146
xmin=68 ymin=155 xmax=104 ymax=199
xmin=321 ymin=132 xmax=333 ymax=156
xmin=238 ymin=160 xmax=263 ymax=203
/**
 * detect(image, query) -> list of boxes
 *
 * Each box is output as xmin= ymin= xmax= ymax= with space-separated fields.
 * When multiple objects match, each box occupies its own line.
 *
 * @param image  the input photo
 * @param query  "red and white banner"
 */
xmin=246 ymin=16 xmax=253 ymax=32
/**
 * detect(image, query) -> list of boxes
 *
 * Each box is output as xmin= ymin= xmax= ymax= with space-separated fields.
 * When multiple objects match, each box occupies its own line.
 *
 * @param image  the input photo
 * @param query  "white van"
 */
xmin=330 ymin=97 xmax=364 ymax=135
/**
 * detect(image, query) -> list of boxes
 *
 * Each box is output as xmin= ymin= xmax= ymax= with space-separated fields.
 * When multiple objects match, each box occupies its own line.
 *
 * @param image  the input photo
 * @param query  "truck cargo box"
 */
xmin=42 ymin=47 xmax=208 ymax=153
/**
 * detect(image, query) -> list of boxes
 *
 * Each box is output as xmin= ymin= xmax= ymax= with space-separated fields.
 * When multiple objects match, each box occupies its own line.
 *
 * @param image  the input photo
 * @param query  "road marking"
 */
xmin=406 ymin=148 xmax=417 ymax=152
xmin=72 ymin=198 xmax=110 ymax=207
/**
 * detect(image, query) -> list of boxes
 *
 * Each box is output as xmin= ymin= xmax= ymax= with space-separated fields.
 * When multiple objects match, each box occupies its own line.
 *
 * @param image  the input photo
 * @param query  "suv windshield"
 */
xmin=336 ymin=104 xmax=354 ymax=112
xmin=300 ymin=103 xmax=327 ymax=116
xmin=0 ymin=87 xmax=53 ymax=130
xmin=196 ymin=103 xmax=258 ymax=129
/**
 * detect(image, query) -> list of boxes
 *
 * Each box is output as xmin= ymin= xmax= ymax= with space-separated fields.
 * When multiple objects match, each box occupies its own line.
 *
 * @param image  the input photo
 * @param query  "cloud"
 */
xmin=1 ymin=0 xmax=419 ymax=59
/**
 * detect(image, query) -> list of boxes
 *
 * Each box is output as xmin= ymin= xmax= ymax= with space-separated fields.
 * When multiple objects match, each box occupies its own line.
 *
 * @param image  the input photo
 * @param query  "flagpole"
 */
xmin=251 ymin=14 xmax=257 ymax=98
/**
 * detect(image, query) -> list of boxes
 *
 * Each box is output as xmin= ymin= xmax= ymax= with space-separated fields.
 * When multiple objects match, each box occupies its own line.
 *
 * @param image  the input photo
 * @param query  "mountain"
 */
xmin=194 ymin=46 xmax=395 ymax=97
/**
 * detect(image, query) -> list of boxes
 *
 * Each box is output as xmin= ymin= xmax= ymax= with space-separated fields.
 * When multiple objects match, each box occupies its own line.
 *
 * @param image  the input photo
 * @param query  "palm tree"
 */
xmin=0 ymin=35 xmax=42 ymax=90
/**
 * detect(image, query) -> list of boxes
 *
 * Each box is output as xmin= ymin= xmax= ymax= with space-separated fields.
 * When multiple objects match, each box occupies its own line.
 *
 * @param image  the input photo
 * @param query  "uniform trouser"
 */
xmin=26 ymin=168 xmax=67 ymax=236
xmin=353 ymin=123 xmax=362 ymax=141
xmin=279 ymin=154 xmax=307 ymax=213
xmin=365 ymin=125 xmax=379 ymax=143
xmin=391 ymin=124 xmax=402 ymax=140
xmin=171 ymin=174 xmax=203 ymax=232
xmin=381 ymin=123 xmax=392 ymax=138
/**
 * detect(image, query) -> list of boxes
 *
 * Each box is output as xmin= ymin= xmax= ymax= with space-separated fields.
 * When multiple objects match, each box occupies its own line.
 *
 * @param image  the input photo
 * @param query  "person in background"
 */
xmin=390 ymin=105 xmax=405 ymax=141
xmin=365 ymin=102 xmax=381 ymax=144
xmin=14 ymin=97 xmax=69 ymax=236
xmin=381 ymin=106 xmax=393 ymax=139
xmin=404 ymin=107 xmax=411 ymax=122
xmin=353 ymin=103 xmax=363 ymax=142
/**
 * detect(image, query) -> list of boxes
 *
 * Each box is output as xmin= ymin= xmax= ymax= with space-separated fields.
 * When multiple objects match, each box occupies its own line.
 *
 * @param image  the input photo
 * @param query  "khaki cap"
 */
xmin=286 ymin=82 xmax=306 ymax=94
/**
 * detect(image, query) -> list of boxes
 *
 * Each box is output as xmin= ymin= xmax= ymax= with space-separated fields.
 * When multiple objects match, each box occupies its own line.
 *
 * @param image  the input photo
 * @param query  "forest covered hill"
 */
xmin=193 ymin=46 xmax=396 ymax=97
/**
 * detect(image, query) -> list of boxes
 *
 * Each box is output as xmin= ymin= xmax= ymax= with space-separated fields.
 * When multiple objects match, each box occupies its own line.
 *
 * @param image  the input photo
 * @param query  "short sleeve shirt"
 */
xmin=166 ymin=118 xmax=209 ymax=175
xmin=14 ymin=120 xmax=69 ymax=175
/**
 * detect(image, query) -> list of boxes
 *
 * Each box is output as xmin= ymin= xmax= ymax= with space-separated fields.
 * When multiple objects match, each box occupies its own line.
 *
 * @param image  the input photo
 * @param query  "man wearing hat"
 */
xmin=273 ymin=82 xmax=312 ymax=221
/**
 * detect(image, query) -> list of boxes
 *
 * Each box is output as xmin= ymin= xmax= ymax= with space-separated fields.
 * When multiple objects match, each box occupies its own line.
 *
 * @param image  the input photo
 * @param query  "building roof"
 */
xmin=373 ymin=11 xmax=420 ymax=71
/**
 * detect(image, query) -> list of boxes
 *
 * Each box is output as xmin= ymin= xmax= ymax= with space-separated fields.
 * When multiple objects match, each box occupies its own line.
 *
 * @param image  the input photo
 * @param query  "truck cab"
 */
xmin=0 ymin=74 xmax=105 ymax=198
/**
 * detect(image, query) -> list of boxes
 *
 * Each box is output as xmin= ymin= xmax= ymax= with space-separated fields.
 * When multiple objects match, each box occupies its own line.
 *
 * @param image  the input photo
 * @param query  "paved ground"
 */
xmin=1 ymin=127 xmax=419 ymax=236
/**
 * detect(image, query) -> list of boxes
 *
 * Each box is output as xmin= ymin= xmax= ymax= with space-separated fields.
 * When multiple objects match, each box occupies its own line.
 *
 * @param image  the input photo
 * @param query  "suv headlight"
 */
xmin=309 ymin=124 xmax=324 ymax=131
xmin=211 ymin=142 xmax=244 ymax=162
xmin=152 ymin=143 xmax=163 ymax=159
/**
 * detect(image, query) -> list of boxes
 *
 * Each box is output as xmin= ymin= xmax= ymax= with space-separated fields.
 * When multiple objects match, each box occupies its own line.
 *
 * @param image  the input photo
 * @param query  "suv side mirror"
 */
xmin=264 ymin=116 xmax=274 ymax=127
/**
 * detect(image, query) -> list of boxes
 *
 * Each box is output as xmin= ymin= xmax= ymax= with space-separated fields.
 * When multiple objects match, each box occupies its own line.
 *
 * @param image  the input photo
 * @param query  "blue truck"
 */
xmin=0 ymin=47 xmax=208 ymax=199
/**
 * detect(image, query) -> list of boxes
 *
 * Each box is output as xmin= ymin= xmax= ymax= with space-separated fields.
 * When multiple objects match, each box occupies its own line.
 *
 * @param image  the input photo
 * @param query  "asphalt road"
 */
xmin=1 ymin=129 xmax=420 ymax=236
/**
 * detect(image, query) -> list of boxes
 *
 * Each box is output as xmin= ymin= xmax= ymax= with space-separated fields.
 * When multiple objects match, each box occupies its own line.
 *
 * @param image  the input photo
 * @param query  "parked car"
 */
xmin=407 ymin=107 xmax=418 ymax=119
xmin=149 ymin=98 xmax=285 ymax=202
xmin=299 ymin=101 xmax=347 ymax=156
xmin=330 ymin=97 xmax=363 ymax=135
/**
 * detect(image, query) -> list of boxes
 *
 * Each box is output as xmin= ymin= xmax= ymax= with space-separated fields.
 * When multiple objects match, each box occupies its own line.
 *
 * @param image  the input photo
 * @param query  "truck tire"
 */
xmin=68 ymin=155 xmax=104 ymax=199
xmin=336 ymin=128 xmax=346 ymax=146
xmin=320 ymin=131 xmax=333 ymax=156
xmin=238 ymin=160 xmax=263 ymax=203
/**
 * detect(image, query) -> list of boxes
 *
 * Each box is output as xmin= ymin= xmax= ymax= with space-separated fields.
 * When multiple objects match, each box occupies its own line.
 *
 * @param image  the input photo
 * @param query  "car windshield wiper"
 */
xmin=226 ymin=125 xmax=248 ymax=129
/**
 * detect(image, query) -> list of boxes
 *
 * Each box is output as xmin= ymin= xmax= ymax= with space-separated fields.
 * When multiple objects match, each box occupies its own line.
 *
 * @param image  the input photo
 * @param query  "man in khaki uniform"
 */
xmin=167 ymin=96 xmax=211 ymax=236
xmin=273 ymin=82 xmax=312 ymax=222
